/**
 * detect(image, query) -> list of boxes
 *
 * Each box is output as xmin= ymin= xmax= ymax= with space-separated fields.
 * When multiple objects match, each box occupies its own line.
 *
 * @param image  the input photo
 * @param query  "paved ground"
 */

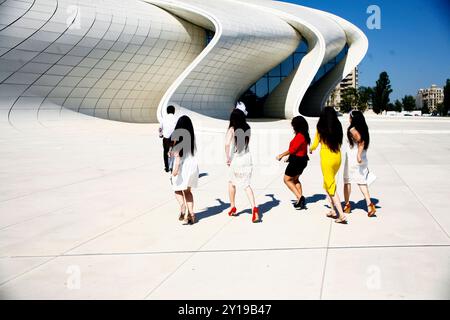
xmin=1 ymin=112 xmax=449 ymax=299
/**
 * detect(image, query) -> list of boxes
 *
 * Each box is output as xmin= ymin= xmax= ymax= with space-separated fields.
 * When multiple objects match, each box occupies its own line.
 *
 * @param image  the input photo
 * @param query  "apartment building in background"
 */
xmin=416 ymin=85 xmax=444 ymax=112
xmin=326 ymin=67 xmax=359 ymax=108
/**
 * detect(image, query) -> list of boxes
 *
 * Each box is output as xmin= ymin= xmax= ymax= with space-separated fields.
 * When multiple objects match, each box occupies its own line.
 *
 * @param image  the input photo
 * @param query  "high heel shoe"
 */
xmin=326 ymin=210 xmax=338 ymax=219
xmin=335 ymin=214 xmax=348 ymax=224
xmin=182 ymin=213 xmax=196 ymax=225
xmin=182 ymin=216 xmax=190 ymax=225
xmin=188 ymin=213 xmax=196 ymax=225
xmin=343 ymin=202 xmax=351 ymax=214
xmin=252 ymin=207 xmax=260 ymax=223
xmin=368 ymin=203 xmax=377 ymax=217
xmin=228 ymin=207 xmax=237 ymax=216
xmin=294 ymin=196 xmax=306 ymax=210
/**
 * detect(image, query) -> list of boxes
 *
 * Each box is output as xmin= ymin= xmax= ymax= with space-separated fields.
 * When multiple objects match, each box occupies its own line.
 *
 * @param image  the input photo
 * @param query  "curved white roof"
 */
xmin=0 ymin=0 xmax=368 ymax=125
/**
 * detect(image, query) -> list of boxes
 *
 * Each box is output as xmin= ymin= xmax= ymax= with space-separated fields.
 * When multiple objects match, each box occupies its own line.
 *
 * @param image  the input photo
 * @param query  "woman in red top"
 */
xmin=276 ymin=116 xmax=310 ymax=210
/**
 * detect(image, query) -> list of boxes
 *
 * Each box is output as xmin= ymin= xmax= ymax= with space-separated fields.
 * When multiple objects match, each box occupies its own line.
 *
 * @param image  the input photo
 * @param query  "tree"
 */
xmin=402 ymin=95 xmax=416 ymax=112
xmin=421 ymin=100 xmax=429 ymax=115
xmin=443 ymin=79 xmax=450 ymax=116
xmin=386 ymin=103 xmax=394 ymax=111
xmin=372 ymin=71 xmax=393 ymax=114
xmin=394 ymin=99 xmax=403 ymax=112
xmin=340 ymin=87 xmax=359 ymax=113
xmin=437 ymin=102 xmax=445 ymax=116
xmin=357 ymin=86 xmax=373 ymax=112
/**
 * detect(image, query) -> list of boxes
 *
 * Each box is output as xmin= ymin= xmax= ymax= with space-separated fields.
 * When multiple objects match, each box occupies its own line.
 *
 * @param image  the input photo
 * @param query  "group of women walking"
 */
xmin=164 ymin=105 xmax=376 ymax=225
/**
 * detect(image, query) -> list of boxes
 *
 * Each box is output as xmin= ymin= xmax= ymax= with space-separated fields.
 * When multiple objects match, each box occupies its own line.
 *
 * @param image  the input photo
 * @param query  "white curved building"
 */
xmin=0 ymin=0 xmax=368 ymax=124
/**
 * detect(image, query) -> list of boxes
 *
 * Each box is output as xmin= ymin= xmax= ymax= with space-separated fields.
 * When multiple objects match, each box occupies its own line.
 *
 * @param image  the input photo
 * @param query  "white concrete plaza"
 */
xmin=0 ymin=113 xmax=449 ymax=299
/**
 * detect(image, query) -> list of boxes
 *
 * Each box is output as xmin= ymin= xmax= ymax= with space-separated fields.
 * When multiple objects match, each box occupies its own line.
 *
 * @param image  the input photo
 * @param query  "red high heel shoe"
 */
xmin=252 ymin=207 xmax=260 ymax=223
xmin=228 ymin=207 xmax=237 ymax=216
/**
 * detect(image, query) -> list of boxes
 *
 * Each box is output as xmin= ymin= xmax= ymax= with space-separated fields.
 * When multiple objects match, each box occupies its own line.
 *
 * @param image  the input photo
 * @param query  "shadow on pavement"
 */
xmin=305 ymin=194 xmax=327 ymax=204
xmin=237 ymin=194 xmax=280 ymax=222
xmin=196 ymin=198 xmax=228 ymax=222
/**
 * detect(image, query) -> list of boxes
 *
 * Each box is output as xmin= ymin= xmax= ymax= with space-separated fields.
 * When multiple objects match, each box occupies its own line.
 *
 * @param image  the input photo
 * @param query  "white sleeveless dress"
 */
xmin=228 ymin=141 xmax=253 ymax=188
xmin=171 ymin=154 xmax=199 ymax=191
xmin=343 ymin=140 xmax=369 ymax=185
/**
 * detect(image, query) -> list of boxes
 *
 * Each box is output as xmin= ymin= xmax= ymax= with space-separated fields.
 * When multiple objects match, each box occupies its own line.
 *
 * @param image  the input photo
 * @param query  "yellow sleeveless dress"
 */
xmin=310 ymin=133 xmax=341 ymax=196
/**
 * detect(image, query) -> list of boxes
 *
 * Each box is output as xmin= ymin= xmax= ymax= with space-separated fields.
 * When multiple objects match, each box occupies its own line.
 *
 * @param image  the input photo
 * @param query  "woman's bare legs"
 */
xmin=228 ymin=182 xmax=236 ymax=208
xmin=184 ymin=188 xmax=194 ymax=215
xmin=358 ymin=184 xmax=372 ymax=206
xmin=344 ymin=183 xmax=351 ymax=204
xmin=330 ymin=192 xmax=347 ymax=223
xmin=244 ymin=186 xmax=256 ymax=208
xmin=175 ymin=191 xmax=186 ymax=214
xmin=294 ymin=177 xmax=303 ymax=198
xmin=183 ymin=188 xmax=196 ymax=224
xmin=283 ymin=175 xmax=301 ymax=200
xmin=245 ymin=185 xmax=259 ymax=222
xmin=326 ymin=194 xmax=336 ymax=216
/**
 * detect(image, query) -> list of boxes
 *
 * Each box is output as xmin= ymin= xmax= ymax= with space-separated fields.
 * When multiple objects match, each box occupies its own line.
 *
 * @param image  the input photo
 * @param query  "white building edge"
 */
xmin=0 ymin=0 xmax=368 ymax=126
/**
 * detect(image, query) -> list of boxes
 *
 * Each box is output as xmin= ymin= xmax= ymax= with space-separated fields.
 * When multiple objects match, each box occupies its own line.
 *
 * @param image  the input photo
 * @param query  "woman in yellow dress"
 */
xmin=310 ymin=107 xmax=348 ymax=224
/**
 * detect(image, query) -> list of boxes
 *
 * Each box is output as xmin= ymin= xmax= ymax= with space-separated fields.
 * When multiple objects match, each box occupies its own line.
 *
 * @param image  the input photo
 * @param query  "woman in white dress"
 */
xmin=343 ymin=110 xmax=377 ymax=217
xmin=225 ymin=108 xmax=260 ymax=223
xmin=171 ymin=115 xmax=199 ymax=225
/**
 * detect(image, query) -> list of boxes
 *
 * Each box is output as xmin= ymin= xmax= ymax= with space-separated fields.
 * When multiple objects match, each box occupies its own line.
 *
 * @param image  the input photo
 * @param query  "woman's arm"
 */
xmin=350 ymin=128 xmax=364 ymax=163
xmin=357 ymin=142 xmax=365 ymax=164
xmin=225 ymin=128 xmax=234 ymax=166
xmin=310 ymin=133 xmax=320 ymax=153
xmin=276 ymin=150 xmax=290 ymax=161
xmin=350 ymin=128 xmax=361 ymax=143
xmin=172 ymin=153 xmax=181 ymax=176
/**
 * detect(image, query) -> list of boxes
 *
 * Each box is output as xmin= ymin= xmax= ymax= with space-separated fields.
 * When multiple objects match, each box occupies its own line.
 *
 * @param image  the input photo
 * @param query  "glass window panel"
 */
xmin=281 ymin=58 xmax=292 ymax=77
xmin=293 ymin=53 xmax=305 ymax=67
xmin=297 ymin=41 xmax=308 ymax=53
xmin=268 ymin=65 xmax=281 ymax=77
xmin=255 ymin=78 xmax=269 ymax=98
xmin=269 ymin=77 xmax=281 ymax=92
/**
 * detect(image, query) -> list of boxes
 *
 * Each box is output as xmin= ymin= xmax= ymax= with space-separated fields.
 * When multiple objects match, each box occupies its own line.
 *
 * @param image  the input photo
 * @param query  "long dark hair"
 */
xmin=172 ymin=115 xmax=196 ymax=157
xmin=228 ymin=109 xmax=250 ymax=153
xmin=348 ymin=110 xmax=370 ymax=150
xmin=291 ymin=116 xmax=311 ymax=145
xmin=316 ymin=107 xmax=343 ymax=153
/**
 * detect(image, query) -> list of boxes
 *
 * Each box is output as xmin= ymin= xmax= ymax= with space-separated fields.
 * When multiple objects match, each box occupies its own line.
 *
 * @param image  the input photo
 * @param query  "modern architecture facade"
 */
xmin=0 ymin=0 xmax=368 ymax=124
xmin=416 ymin=85 xmax=444 ymax=112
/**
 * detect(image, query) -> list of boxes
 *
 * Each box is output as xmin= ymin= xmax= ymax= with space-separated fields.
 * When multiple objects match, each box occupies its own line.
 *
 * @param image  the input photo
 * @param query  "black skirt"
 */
xmin=285 ymin=155 xmax=309 ymax=178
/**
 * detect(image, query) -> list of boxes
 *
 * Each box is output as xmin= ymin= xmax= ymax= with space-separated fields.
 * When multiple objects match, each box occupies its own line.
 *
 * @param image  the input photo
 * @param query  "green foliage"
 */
xmin=339 ymin=87 xmax=358 ymax=113
xmin=402 ymin=95 xmax=416 ymax=112
xmin=394 ymin=99 xmax=403 ymax=112
xmin=339 ymin=86 xmax=374 ymax=114
xmin=372 ymin=71 xmax=393 ymax=114
xmin=437 ymin=102 xmax=445 ymax=116
xmin=421 ymin=100 xmax=429 ymax=115
xmin=357 ymin=86 xmax=373 ymax=112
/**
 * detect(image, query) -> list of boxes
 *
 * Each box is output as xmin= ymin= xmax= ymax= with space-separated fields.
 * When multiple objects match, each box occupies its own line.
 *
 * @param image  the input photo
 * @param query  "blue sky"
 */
xmin=283 ymin=0 xmax=450 ymax=101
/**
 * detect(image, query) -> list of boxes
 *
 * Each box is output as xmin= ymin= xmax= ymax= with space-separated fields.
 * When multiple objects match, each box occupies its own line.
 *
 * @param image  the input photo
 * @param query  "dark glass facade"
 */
xmin=241 ymin=42 xmax=349 ymax=117
xmin=241 ymin=41 xmax=308 ymax=117
xmin=205 ymin=31 xmax=348 ymax=117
